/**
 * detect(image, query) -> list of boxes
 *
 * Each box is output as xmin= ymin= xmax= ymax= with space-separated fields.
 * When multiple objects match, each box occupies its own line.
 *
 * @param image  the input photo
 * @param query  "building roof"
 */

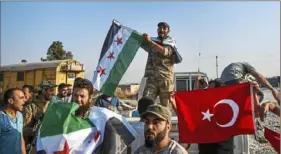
xmin=0 ymin=60 xmax=65 ymax=72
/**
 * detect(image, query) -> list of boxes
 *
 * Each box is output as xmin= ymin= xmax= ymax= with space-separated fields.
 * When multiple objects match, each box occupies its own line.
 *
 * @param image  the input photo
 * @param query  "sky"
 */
xmin=1 ymin=2 xmax=280 ymax=84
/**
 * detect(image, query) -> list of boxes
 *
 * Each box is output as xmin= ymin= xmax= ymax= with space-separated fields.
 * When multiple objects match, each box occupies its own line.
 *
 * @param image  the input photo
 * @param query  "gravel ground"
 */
xmin=249 ymin=112 xmax=280 ymax=154
xmin=249 ymin=88 xmax=280 ymax=154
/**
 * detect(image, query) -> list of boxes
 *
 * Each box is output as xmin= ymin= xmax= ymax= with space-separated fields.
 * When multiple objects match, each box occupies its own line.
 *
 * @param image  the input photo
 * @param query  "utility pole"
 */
xmin=198 ymin=52 xmax=201 ymax=72
xmin=198 ymin=37 xmax=202 ymax=72
xmin=216 ymin=55 xmax=218 ymax=78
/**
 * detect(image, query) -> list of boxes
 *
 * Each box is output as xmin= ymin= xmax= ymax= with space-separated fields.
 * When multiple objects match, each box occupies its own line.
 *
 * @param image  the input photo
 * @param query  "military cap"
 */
xmin=141 ymin=104 xmax=172 ymax=122
xmin=38 ymin=81 xmax=57 ymax=89
xmin=158 ymin=22 xmax=170 ymax=30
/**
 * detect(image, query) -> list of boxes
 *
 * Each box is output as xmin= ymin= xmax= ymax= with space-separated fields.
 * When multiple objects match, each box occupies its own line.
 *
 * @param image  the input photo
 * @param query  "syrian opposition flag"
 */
xmin=36 ymin=103 xmax=137 ymax=154
xmin=175 ymin=83 xmax=255 ymax=143
xmin=92 ymin=20 xmax=143 ymax=96
xmin=264 ymin=127 xmax=280 ymax=154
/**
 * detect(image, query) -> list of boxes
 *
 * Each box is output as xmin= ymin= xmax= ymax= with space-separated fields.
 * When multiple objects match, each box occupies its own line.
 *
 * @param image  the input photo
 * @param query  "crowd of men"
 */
xmin=0 ymin=21 xmax=280 ymax=154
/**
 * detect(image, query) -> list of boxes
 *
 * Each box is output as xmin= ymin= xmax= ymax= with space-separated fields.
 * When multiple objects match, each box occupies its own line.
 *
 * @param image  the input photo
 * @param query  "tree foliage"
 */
xmin=41 ymin=41 xmax=73 ymax=61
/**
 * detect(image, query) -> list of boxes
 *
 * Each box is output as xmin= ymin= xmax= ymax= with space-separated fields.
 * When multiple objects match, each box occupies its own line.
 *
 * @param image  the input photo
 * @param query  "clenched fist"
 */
xmin=143 ymin=33 xmax=152 ymax=43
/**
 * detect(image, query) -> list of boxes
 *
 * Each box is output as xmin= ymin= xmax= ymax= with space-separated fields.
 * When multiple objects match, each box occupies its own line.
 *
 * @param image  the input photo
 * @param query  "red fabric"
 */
xmin=175 ymin=83 xmax=255 ymax=143
xmin=264 ymin=127 xmax=280 ymax=154
xmin=54 ymin=141 xmax=70 ymax=154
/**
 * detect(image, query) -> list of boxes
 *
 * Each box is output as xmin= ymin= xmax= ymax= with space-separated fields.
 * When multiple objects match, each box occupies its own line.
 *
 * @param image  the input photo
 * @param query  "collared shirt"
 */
xmin=0 ymin=111 xmax=23 ymax=154
xmin=66 ymin=95 xmax=72 ymax=102
xmin=51 ymin=95 xmax=70 ymax=103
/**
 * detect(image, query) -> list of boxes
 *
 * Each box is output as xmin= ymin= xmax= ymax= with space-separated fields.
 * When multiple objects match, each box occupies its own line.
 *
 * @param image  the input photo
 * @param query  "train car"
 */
xmin=0 ymin=59 xmax=85 ymax=96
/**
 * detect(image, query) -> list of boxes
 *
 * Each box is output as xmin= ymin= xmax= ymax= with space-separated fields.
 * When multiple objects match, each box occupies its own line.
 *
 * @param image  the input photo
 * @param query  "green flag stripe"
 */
xmin=40 ymin=103 xmax=94 ymax=138
xmin=100 ymin=30 xmax=143 ymax=96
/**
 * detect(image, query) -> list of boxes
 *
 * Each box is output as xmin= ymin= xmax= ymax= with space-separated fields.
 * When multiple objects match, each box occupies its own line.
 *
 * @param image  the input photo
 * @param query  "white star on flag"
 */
xmin=201 ymin=109 xmax=214 ymax=122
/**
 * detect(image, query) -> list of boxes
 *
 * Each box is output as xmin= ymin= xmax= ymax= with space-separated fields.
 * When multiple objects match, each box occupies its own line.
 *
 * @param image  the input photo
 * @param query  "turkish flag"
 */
xmin=264 ymin=127 xmax=280 ymax=154
xmin=175 ymin=83 xmax=255 ymax=143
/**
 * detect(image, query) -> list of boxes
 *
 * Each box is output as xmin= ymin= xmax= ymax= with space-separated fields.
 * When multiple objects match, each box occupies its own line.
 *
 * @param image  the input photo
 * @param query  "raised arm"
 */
xmin=250 ymin=71 xmax=276 ymax=93
xmin=243 ymin=62 xmax=278 ymax=99
xmin=140 ymin=40 xmax=151 ymax=53
xmin=169 ymin=92 xmax=177 ymax=114
xmin=194 ymin=76 xmax=206 ymax=90
xmin=143 ymin=33 xmax=172 ymax=57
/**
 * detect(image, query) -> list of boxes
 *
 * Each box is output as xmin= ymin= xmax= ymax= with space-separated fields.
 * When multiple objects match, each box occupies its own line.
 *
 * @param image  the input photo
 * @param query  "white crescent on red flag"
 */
xmin=175 ymin=83 xmax=255 ymax=143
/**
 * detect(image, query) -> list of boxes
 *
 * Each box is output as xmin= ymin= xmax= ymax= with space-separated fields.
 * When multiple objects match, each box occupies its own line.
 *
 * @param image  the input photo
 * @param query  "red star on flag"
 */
xmin=54 ymin=141 xmax=70 ymax=154
xmin=115 ymin=37 xmax=123 ymax=45
xmin=97 ymin=66 xmax=106 ymax=77
xmin=86 ymin=131 xmax=101 ymax=144
xmin=94 ymin=131 xmax=101 ymax=142
xmin=107 ymin=52 xmax=115 ymax=60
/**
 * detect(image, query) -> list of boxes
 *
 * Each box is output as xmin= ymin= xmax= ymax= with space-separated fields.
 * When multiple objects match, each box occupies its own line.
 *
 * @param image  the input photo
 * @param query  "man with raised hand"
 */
xmin=140 ymin=22 xmax=182 ymax=107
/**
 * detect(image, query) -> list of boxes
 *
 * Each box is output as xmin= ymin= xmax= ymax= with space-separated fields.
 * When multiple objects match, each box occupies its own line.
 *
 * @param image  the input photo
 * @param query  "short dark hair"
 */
xmin=208 ymin=78 xmax=224 ymax=88
xmin=73 ymin=79 xmax=94 ymax=96
xmin=74 ymin=77 xmax=83 ymax=83
xmin=58 ymin=83 xmax=68 ymax=90
xmin=137 ymin=97 xmax=155 ymax=114
xmin=74 ymin=77 xmax=83 ymax=87
xmin=4 ymin=88 xmax=23 ymax=105
xmin=66 ymin=84 xmax=72 ymax=87
xmin=22 ymin=85 xmax=34 ymax=93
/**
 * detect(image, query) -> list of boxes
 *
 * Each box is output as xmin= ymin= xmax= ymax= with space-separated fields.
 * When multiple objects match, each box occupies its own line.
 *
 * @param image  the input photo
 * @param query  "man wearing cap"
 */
xmin=128 ymin=97 xmax=155 ymax=154
xmin=135 ymin=104 xmax=188 ymax=154
xmin=140 ymin=22 xmax=182 ymax=107
xmin=32 ymin=87 xmax=40 ymax=100
xmin=22 ymin=80 xmax=57 ymax=153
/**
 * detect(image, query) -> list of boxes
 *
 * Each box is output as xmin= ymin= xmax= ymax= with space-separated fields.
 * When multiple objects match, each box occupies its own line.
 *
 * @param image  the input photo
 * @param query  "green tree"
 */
xmin=41 ymin=41 xmax=73 ymax=61
xmin=65 ymin=51 xmax=73 ymax=59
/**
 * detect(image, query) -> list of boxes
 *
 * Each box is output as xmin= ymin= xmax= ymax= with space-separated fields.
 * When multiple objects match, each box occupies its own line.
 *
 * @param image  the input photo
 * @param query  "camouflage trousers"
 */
xmin=142 ymin=77 xmax=174 ymax=107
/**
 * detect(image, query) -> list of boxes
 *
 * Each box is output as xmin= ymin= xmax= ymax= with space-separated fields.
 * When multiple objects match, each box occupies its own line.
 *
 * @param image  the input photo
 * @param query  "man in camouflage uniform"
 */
xmin=141 ymin=22 xmax=182 ymax=107
xmin=22 ymin=81 xmax=57 ymax=153
xmin=22 ymin=85 xmax=37 ymax=107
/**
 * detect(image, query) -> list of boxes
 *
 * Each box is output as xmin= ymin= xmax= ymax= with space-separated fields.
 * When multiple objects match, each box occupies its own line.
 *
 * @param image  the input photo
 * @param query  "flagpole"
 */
xmin=112 ymin=19 xmax=121 ymax=26
xmin=216 ymin=55 xmax=218 ymax=78
xmin=250 ymin=84 xmax=258 ymax=138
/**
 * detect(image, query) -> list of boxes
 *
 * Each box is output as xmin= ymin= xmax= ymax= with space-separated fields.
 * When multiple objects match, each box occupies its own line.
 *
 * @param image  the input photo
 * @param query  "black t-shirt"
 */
xmin=198 ymin=137 xmax=234 ymax=154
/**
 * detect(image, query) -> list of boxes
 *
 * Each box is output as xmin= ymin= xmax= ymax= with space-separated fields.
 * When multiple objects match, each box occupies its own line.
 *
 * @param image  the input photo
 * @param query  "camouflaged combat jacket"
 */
xmin=141 ymin=36 xmax=182 ymax=81
xmin=22 ymin=100 xmax=49 ymax=148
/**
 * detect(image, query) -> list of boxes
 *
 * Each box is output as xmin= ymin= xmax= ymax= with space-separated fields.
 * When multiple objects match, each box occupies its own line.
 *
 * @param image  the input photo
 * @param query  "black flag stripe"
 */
xmin=98 ymin=22 xmax=122 ymax=62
